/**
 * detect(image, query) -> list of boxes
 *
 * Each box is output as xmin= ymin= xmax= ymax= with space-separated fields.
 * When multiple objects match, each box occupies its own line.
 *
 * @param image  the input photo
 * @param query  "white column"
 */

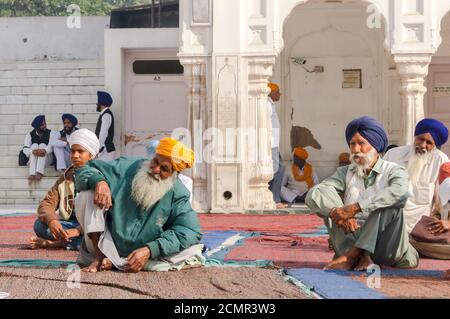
xmin=246 ymin=56 xmax=277 ymax=211
xmin=394 ymin=54 xmax=432 ymax=145
xmin=180 ymin=58 xmax=210 ymax=212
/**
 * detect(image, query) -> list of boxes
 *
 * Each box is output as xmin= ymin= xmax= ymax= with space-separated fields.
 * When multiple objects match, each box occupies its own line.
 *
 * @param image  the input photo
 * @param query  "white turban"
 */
xmin=68 ymin=128 xmax=101 ymax=157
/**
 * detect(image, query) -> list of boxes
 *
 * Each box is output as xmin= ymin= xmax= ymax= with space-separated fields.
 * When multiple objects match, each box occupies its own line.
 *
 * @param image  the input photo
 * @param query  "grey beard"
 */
xmin=350 ymin=148 xmax=378 ymax=178
xmin=131 ymin=161 xmax=177 ymax=212
xmin=407 ymin=149 xmax=434 ymax=184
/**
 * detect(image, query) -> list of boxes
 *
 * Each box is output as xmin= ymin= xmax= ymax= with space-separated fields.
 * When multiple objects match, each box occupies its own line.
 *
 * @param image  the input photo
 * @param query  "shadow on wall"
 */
xmin=291 ymin=126 xmax=322 ymax=151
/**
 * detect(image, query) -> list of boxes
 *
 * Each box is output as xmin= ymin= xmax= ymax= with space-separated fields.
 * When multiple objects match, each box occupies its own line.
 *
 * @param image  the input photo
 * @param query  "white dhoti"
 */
xmin=53 ymin=146 xmax=71 ymax=171
xmin=75 ymin=190 xmax=204 ymax=272
xmin=28 ymin=143 xmax=52 ymax=176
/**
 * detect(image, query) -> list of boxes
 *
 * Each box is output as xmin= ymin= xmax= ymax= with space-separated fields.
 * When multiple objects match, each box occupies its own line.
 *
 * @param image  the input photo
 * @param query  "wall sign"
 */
xmin=343 ymin=69 xmax=362 ymax=89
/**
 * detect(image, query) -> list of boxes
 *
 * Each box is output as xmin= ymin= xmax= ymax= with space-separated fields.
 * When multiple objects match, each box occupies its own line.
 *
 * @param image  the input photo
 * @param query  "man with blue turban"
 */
xmin=385 ymin=118 xmax=450 ymax=234
xmin=52 ymin=114 xmax=79 ymax=173
xmin=306 ymin=116 xmax=418 ymax=271
xmin=95 ymin=91 xmax=116 ymax=161
xmin=22 ymin=115 xmax=54 ymax=182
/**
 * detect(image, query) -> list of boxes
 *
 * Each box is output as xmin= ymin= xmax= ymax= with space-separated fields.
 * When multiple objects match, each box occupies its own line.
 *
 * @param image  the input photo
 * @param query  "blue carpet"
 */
xmin=285 ymin=268 xmax=386 ymax=299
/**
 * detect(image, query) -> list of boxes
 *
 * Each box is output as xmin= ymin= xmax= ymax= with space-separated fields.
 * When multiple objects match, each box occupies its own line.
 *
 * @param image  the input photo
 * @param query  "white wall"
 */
xmin=0 ymin=17 xmax=109 ymax=61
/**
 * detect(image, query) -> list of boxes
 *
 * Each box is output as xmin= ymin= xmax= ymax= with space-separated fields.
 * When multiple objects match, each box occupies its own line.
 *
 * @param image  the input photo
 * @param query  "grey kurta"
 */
xmin=306 ymin=159 xmax=419 ymax=268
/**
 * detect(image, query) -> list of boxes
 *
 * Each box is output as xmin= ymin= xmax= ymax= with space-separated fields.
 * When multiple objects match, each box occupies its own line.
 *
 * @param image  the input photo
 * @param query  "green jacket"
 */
xmin=75 ymin=157 xmax=202 ymax=260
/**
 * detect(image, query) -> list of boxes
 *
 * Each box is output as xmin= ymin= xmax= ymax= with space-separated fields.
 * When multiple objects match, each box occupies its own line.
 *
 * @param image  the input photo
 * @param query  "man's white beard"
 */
xmin=350 ymin=148 xmax=378 ymax=178
xmin=407 ymin=148 xmax=434 ymax=184
xmin=131 ymin=161 xmax=177 ymax=211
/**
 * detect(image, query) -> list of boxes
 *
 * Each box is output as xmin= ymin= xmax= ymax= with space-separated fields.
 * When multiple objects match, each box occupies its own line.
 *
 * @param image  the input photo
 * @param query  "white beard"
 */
xmin=350 ymin=148 xmax=378 ymax=178
xmin=407 ymin=149 xmax=434 ymax=184
xmin=131 ymin=161 xmax=177 ymax=211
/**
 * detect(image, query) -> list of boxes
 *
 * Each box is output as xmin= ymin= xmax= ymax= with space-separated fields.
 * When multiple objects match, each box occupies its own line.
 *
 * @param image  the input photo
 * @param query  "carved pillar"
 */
xmin=394 ymin=54 xmax=432 ymax=145
xmin=180 ymin=58 xmax=210 ymax=212
xmin=246 ymin=56 xmax=277 ymax=211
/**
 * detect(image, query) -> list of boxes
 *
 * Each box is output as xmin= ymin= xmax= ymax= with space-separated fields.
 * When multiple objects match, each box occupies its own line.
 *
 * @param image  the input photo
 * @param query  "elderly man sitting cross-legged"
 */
xmin=306 ymin=116 xmax=419 ymax=271
xmin=74 ymin=138 xmax=203 ymax=273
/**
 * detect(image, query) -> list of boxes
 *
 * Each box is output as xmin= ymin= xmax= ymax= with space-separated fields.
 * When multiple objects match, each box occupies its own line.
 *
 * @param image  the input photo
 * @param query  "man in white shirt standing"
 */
xmin=267 ymin=83 xmax=286 ymax=209
xmin=384 ymin=118 xmax=450 ymax=234
xmin=95 ymin=91 xmax=116 ymax=161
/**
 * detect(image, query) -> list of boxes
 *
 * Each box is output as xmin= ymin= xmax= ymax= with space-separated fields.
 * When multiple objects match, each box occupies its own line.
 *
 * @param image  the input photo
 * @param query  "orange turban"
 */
xmin=293 ymin=147 xmax=309 ymax=160
xmin=439 ymin=162 xmax=450 ymax=185
xmin=339 ymin=152 xmax=350 ymax=163
xmin=156 ymin=138 xmax=195 ymax=172
xmin=268 ymin=83 xmax=279 ymax=93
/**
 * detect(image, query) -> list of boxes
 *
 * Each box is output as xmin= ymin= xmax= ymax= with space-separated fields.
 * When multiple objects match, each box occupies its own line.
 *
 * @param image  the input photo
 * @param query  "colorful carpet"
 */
xmin=1 ymin=213 xmax=450 ymax=299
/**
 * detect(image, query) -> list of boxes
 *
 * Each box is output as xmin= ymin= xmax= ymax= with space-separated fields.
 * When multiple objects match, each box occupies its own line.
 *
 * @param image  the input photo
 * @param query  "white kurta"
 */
xmin=267 ymin=97 xmax=280 ymax=149
xmin=384 ymin=145 xmax=449 ymax=233
xmin=281 ymin=165 xmax=319 ymax=203
xmin=438 ymin=178 xmax=450 ymax=221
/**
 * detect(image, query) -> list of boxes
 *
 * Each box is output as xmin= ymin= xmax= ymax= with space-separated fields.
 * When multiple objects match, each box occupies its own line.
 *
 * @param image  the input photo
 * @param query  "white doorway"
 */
xmin=123 ymin=50 xmax=187 ymax=157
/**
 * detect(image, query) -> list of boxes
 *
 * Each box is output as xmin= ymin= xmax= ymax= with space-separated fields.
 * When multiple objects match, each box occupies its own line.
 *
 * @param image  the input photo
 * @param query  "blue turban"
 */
xmin=345 ymin=116 xmax=388 ymax=153
xmin=415 ymin=119 xmax=449 ymax=147
xmin=31 ymin=115 xmax=45 ymax=129
xmin=62 ymin=113 xmax=78 ymax=126
xmin=97 ymin=91 xmax=113 ymax=107
xmin=146 ymin=140 xmax=160 ymax=157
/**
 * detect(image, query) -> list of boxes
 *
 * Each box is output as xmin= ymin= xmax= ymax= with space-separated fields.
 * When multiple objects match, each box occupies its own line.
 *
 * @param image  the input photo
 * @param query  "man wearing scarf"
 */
xmin=306 ymin=116 xmax=418 ymax=271
xmin=52 ymin=114 xmax=79 ymax=173
xmin=22 ymin=115 xmax=54 ymax=182
xmin=74 ymin=138 xmax=203 ymax=273
xmin=385 ymin=119 xmax=450 ymax=234
xmin=281 ymin=147 xmax=319 ymax=204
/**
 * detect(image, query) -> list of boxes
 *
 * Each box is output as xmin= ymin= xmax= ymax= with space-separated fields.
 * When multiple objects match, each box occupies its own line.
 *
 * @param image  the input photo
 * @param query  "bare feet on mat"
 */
xmin=28 ymin=236 xmax=65 ymax=249
xmin=354 ymin=254 xmax=375 ymax=271
xmin=324 ymin=255 xmax=358 ymax=271
xmin=276 ymin=203 xmax=288 ymax=209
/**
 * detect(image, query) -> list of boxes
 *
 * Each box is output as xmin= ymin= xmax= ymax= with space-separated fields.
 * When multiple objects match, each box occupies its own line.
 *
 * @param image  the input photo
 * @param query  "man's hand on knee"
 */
xmin=94 ymin=181 xmax=112 ymax=210
xmin=330 ymin=203 xmax=361 ymax=224
xmin=48 ymin=220 xmax=70 ymax=242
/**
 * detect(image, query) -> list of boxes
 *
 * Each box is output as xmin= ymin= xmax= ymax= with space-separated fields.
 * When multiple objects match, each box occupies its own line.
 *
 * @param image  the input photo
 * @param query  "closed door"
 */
xmin=426 ymin=61 xmax=450 ymax=156
xmin=124 ymin=50 xmax=187 ymax=157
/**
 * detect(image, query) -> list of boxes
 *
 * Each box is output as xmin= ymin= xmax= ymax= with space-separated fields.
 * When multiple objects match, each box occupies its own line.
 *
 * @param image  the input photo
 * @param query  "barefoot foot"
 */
xmin=324 ymin=255 xmax=358 ymax=271
xmin=82 ymin=258 xmax=104 ymax=273
xmin=100 ymin=258 xmax=113 ymax=272
xmin=28 ymin=237 xmax=65 ymax=250
xmin=354 ymin=254 xmax=375 ymax=272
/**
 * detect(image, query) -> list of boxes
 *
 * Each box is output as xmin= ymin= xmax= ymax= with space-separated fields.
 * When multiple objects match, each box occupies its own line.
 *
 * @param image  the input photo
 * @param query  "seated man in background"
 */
xmin=410 ymin=162 xmax=450 ymax=260
xmin=75 ymin=138 xmax=203 ymax=273
xmin=306 ymin=116 xmax=418 ymax=271
xmin=28 ymin=129 xmax=99 ymax=250
xmin=281 ymin=147 xmax=319 ymax=204
xmin=384 ymin=118 xmax=449 ymax=234
xmin=52 ymin=114 xmax=79 ymax=174
xmin=338 ymin=152 xmax=351 ymax=167
xmin=23 ymin=115 xmax=54 ymax=182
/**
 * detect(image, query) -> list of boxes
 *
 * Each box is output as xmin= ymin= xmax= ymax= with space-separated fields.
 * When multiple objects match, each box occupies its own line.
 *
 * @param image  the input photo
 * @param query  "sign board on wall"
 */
xmin=342 ymin=69 xmax=362 ymax=89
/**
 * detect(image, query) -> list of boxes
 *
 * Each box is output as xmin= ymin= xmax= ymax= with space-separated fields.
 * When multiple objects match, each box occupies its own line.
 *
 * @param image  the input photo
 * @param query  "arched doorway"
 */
xmin=273 ymin=0 xmax=393 ymax=180
xmin=426 ymin=11 xmax=450 ymax=156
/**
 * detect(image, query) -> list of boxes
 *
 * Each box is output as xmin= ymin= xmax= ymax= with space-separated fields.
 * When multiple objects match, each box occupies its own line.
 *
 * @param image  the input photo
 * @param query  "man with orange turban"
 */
xmin=74 ymin=138 xmax=203 ymax=273
xmin=267 ymin=82 xmax=286 ymax=209
xmin=281 ymin=147 xmax=319 ymax=204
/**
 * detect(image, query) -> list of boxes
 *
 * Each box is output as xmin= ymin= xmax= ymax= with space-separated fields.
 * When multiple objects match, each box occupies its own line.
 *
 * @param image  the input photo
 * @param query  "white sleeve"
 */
xmin=439 ymin=179 xmax=450 ymax=208
xmin=23 ymin=133 xmax=32 ymax=157
xmin=46 ymin=131 xmax=59 ymax=154
xmin=51 ymin=131 xmax=68 ymax=148
xmin=99 ymin=114 xmax=112 ymax=149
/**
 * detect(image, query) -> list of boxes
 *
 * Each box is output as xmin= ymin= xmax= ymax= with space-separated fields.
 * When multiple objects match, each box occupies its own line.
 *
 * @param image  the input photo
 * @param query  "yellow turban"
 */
xmin=268 ymin=83 xmax=279 ymax=93
xmin=293 ymin=147 xmax=309 ymax=160
xmin=155 ymin=138 xmax=195 ymax=172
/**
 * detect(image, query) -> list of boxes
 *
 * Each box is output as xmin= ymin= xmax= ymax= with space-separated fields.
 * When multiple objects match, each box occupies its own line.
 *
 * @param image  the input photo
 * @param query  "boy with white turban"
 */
xmin=29 ymin=129 xmax=100 ymax=250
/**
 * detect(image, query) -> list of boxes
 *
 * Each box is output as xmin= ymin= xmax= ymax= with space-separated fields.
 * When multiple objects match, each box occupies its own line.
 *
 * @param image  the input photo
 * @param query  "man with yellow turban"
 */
xmin=74 ymin=138 xmax=203 ymax=273
xmin=281 ymin=148 xmax=319 ymax=204
xmin=267 ymin=82 xmax=286 ymax=209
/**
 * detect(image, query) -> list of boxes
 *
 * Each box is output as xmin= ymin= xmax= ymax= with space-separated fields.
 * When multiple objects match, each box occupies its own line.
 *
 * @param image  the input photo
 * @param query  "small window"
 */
xmin=133 ymin=60 xmax=184 ymax=75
